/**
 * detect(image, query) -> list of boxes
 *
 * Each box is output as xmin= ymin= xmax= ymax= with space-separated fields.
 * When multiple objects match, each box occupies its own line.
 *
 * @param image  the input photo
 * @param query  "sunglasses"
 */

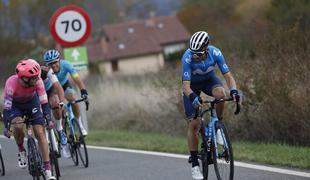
xmin=22 ymin=76 xmax=39 ymax=81
xmin=46 ymin=59 xmax=59 ymax=66
xmin=191 ymin=48 xmax=209 ymax=59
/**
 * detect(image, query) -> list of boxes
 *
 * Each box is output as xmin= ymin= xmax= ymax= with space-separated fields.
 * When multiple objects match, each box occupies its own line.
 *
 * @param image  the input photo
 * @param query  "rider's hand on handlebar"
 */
xmin=192 ymin=96 xmax=204 ymax=108
xmin=230 ymin=89 xmax=240 ymax=103
xmin=46 ymin=120 xmax=55 ymax=129
xmin=80 ymin=89 xmax=88 ymax=100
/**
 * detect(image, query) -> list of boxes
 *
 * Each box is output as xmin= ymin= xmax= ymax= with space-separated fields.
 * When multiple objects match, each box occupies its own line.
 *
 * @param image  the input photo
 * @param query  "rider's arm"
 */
xmin=213 ymin=47 xmax=239 ymax=97
xmin=52 ymin=81 xmax=65 ymax=103
xmin=223 ymin=72 xmax=237 ymax=91
xmin=66 ymin=61 xmax=86 ymax=91
xmin=181 ymin=52 xmax=201 ymax=106
xmin=36 ymin=79 xmax=51 ymax=120
xmin=2 ymin=78 xmax=14 ymax=129
xmin=182 ymin=52 xmax=193 ymax=97
xmin=48 ymin=69 xmax=65 ymax=102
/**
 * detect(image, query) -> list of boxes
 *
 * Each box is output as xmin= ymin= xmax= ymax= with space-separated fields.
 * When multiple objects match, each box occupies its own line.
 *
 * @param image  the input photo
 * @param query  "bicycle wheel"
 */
xmin=213 ymin=120 xmax=234 ymax=180
xmin=0 ymin=149 xmax=5 ymax=176
xmin=64 ymin=119 xmax=79 ymax=166
xmin=72 ymin=119 xmax=89 ymax=168
xmin=200 ymin=121 xmax=209 ymax=180
xmin=27 ymin=137 xmax=42 ymax=180
xmin=47 ymin=129 xmax=60 ymax=180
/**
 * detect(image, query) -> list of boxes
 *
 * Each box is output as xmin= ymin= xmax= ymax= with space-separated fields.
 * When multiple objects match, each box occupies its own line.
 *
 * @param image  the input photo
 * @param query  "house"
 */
xmin=87 ymin=16 xmax=190 ymax=75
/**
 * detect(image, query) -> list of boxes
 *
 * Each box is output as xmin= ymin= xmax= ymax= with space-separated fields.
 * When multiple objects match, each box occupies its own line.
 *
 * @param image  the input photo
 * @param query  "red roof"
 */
xmin=88 ymin=16 xmax=190 ymax=62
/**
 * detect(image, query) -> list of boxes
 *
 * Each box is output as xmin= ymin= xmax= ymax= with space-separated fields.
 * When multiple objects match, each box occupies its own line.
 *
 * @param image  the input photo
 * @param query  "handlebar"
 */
xmin=52 ymin=98 xmax=89 ymax=111
xmin=67 ymin=98 xmax=89 ymax=111
xmin=196 ymin=96 xmax=241 ymax=118
xmin=204 ymin=97 xmax=240 ymax=115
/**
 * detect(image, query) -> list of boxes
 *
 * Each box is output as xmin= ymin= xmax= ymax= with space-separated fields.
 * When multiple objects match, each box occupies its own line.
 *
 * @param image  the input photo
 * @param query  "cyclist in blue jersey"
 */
xmin=43 ymin=50 xmax=89 ymax=136
xmin=182 ymin=31 xmax=240 ymax=180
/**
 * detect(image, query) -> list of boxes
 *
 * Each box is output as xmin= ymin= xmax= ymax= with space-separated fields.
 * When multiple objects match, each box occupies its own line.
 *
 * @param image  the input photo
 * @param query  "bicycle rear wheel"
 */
xmin=64 ymin=119 xmax=79 ymax=166
xmin=0 ymin=149 xmax=5 ymax=176
xmin=72 ymin=119 xmax=89 ymax=168
xmin=213 ymin=120 xmax=234 ymax=180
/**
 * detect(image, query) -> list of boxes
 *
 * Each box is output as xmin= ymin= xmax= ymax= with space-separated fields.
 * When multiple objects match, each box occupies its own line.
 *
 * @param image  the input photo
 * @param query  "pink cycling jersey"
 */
xmin=3 ymin=75 xmax=48 ymax=110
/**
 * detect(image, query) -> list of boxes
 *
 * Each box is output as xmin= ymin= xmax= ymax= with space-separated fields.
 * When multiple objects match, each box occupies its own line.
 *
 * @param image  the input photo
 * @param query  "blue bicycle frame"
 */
xmin=204 ymin=108 xmax=229 ymax=159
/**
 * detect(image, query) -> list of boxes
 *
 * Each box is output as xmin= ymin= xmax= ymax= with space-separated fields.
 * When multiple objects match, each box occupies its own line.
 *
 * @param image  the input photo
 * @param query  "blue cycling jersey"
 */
xmin=44 ymin=60 xmax=78 ymax=90
xmin=182 ymin=45 xmax=230 ymax=83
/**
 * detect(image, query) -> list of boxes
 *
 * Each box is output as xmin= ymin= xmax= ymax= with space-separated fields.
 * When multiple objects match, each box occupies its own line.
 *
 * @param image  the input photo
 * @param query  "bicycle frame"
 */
xmin=63 ymin=101 xmax=78 ymax=141
xmin=63 ymin=98 xmax=88 ymax=142
xmin=203 ymin=107 xmax=229 ymax=160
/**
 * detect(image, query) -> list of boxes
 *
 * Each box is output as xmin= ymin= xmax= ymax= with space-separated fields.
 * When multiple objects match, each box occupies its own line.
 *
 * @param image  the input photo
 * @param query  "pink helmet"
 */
xmin=16 ymin=59 xmax=41 ymax=78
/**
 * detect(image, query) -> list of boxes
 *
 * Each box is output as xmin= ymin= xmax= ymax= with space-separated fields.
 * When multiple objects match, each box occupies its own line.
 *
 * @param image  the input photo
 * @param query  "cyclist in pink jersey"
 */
xmin=2 ymin=59 xmax=56 ymax=180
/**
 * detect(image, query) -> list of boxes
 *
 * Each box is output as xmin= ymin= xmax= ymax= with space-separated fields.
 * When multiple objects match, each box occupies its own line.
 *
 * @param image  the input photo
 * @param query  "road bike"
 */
xmin=0 ymin=143 xmax=5 ymax=176
xmin=45 ymin=123 xmax=60 ymax=180
xmin=63 ymin=98 xmax=89 ymax=168
xmin=0 ymin=112 xmax=5 ymax=176
xmin=189 ymin=97 xmax=240 ymax=180
xmin=9 ymin=117 xmax=47 ymax=180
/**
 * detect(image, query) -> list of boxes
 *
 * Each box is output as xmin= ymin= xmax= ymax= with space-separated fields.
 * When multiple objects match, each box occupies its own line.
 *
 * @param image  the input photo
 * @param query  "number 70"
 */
xmin=61 ymin=19 xmax=82 ymax=34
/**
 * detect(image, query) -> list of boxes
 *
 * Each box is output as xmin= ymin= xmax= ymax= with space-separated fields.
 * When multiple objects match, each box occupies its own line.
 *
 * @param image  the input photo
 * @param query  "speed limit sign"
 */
xmin=50 ymin=5 xmax=91 ymax=47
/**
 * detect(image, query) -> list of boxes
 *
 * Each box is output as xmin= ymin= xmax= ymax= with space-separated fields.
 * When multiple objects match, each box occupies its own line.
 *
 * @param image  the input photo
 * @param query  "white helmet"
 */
xmin=189 ymin=31 xmax=210 ymax=53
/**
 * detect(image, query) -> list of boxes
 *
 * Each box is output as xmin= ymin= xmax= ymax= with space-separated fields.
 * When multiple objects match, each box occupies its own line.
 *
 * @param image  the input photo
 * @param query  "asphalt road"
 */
xmin=0 ymin=137 xmax=309 ymax=180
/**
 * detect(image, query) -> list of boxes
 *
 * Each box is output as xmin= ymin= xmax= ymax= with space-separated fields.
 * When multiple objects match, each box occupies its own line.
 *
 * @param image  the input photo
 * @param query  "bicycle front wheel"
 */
xmin=27 ymin=138 xmax=42 ymax=180
xmin=47 ymin=129 xmax=60 ymax=180
xmin=72 ymin=119 xmax=89 ymax=168
xmin=200 ymin=121 xmax=209 ymax=180
xmin=213 ymin=120 xmax=234 ymax=180
xmin=64 ymin=119 xmax=79 ymax=166
xmin=0 ymin=149 xmax=5 ymax=176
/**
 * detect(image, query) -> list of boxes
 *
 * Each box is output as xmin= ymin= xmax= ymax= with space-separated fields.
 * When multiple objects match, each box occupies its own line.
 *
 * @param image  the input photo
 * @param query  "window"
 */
xmin=111 ymin=60 xmax=119 ymax=72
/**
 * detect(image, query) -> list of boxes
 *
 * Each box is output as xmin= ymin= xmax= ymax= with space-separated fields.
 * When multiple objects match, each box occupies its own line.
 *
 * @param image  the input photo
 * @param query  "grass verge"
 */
xmin=86 ymin=129 xmax=310 ymax=169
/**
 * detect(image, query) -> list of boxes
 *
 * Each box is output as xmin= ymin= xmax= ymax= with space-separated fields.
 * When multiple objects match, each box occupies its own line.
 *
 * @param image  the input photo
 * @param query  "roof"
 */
xmin=88 ymin=16 xmax=190 ymax=62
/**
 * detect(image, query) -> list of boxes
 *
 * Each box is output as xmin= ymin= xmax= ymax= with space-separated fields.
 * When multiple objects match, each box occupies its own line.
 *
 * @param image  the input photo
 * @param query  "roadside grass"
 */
xmin=86 ymin=129 xmax=310 ymax=169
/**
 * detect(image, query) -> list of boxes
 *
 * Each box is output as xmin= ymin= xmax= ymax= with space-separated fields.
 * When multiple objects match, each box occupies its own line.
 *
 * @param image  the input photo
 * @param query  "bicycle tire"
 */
xmin=47 ymin=129 xmax=60 ymax=180
xmin=27 ymin=137 xmax=42 ymax=180
xmin=200 ymin=121 xmax=209 ymax=180
xmin=0 ymin=149 xmax=5 ymax=176
xmin=213 ymin=121 xmax=234 ymax=180
xmin=64 ymin=119 xmax=79 ymax=166
xmin=72 ymin=119 xmax=89 ymax=168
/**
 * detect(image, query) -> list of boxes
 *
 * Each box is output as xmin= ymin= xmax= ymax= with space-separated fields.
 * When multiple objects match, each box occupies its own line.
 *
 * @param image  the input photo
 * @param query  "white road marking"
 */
xmin=1 ymin=136 xmax=309 ymax=178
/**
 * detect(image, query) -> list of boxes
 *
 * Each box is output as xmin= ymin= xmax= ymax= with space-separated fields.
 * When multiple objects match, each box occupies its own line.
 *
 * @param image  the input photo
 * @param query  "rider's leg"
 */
xmin=65 ymin=92 xmax=80 ymax=119
xmin=33 ymin=125 xmax=49 ymax=163
xmin=183 ymin=93 xmax=204 ymax=180
xmin=49 ymin=94 xmax=63 ymax=131
xmin=12 ymin=117 xmax=28 ymax=169
xmin=33 ymin=124 xmax=55 ymax=179
xmin=187 ymin=118 xmax=201 ymax=167
xmin=12 ymin=117 xmax=25 ymax=152
xmin=212 ymin=87 xmax=226 ymax=119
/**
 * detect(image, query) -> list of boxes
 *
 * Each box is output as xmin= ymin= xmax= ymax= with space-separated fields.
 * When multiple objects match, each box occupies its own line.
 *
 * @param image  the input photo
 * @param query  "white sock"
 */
xmin=56 ymin=119 xmax=63 ymax=131
xmin=77 ymin=117 xmax=85 ymax=130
